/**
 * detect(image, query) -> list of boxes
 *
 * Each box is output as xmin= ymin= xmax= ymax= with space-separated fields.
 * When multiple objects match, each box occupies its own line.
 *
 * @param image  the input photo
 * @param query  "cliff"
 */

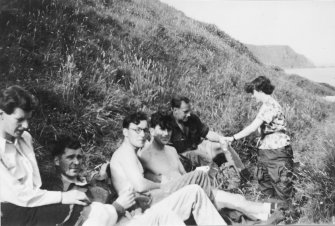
xmin=247 ymin=44 xmax=315 ymax=68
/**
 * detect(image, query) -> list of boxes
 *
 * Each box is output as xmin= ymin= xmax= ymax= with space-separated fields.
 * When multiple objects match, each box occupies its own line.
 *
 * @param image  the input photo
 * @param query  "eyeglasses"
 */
xmin=129 ymin=127 xmax=150 ymax=134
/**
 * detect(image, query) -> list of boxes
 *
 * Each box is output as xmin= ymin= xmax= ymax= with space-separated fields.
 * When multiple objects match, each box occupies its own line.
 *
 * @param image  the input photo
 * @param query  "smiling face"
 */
xmin=55 ymin=148 xmax=83 ymax=180
xmin=173 ymin=101 xmax=191 ymax=122
xmin=125 ymin=120 xmax=149 ymax=149
xmin=0 ymin=108 xmax=32 ymax=141
xmin=150 ymin=125 xmax=172 ymax=145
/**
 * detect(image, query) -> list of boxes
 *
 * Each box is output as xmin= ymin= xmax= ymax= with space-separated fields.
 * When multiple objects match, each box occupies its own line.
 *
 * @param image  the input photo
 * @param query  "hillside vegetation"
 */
xmin=1 ymin=0 xmax=335 ymax=223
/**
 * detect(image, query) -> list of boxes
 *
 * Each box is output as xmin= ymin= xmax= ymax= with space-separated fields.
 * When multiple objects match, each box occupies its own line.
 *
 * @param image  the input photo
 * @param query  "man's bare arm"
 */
xmin=169 ymin=146 xmax=187 ymax=175
xmin=117 ymin=153 xmax=161 ymax=193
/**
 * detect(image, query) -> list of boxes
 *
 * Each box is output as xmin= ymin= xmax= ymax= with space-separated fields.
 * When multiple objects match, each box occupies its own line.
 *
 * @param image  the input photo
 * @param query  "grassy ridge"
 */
xmin=1 ymin=0 xmax=335 ymax=223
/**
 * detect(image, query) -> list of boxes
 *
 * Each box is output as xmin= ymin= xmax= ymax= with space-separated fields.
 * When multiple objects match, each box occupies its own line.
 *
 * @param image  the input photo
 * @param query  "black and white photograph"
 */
xmin=1 ymin=0 xmax=335 ymax=225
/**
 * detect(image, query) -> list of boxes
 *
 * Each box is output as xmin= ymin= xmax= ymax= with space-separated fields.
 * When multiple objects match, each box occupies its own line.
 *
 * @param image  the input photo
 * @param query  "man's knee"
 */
xmin=182 ymin=184 xmax=207 ymax=198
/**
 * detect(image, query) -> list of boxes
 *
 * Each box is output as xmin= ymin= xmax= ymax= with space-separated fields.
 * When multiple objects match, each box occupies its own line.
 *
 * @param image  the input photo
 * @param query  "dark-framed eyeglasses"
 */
xmin=129 ymin=127 xmax=150 ymax=134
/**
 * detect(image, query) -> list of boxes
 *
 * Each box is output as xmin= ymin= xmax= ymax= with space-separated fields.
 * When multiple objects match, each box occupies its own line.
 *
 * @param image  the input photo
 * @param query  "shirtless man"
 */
xmin=138 ymin=111 xmax=283 ymax=222
xmin=109 ymin=112 xmax=226 ymax=225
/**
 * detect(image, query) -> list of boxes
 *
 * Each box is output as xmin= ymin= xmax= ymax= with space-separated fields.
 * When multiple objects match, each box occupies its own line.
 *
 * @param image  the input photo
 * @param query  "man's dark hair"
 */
xmin=244 ymin=76 xmax=275 ymax=95
xmin=0 ymin=85 xmax=38 ymax=114
xmin=170 ymin=96 xmax=190 ymax=108
xmin=150 ymin=111 xmax=174 ymax=130
xmin=122 ymin=111 xmax=148 ymax=129
xmin=51 ymin=134 xmax=81 ymax=158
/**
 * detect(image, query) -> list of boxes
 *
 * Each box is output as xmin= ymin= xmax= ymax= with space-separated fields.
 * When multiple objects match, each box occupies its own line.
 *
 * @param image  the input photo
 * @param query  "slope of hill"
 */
xmin=1 ymin=0 xmax=335 ymax=223
xmin=247 ymin=44 xmax=315 ymax=68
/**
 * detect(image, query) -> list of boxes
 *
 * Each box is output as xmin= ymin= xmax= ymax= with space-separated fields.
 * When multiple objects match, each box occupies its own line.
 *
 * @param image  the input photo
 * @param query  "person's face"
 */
xmin=0 ymin=108 xmax=32 ymax=141
xmin=55 ymin=148 xmax=83 ymax=180
xmin=125 ymin=120 xmax=149 ymax=148
xmin=173 ymin=101 xmax=191 ymax=122
xmin=150 ymin=125 xmax=172 ymax=145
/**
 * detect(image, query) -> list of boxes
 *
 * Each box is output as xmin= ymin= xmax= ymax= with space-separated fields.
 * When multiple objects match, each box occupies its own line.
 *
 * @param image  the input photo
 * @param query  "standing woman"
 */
xmin=223 ymin=76 xmax=294 ymax=202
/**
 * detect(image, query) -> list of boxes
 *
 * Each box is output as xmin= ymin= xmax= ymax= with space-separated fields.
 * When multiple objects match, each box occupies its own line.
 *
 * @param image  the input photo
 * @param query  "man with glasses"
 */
xmin=109 ymin=112 xmax=226 ymax=225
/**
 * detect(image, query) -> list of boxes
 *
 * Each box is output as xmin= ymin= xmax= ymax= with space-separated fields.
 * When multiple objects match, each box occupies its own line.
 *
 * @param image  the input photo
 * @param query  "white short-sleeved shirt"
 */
xmin=256 ymin=97 xmax=290 ymax=149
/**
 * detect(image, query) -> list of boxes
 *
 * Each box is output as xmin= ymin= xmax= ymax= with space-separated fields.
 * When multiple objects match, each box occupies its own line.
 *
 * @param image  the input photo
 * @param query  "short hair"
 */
xmin=122 ymin=112 xmax=148 ymax=129
xmin=0 ymin=85 xmax=38 ymax=114
xmin=51 ymin=134 xmax=81 ymax=158
xmin=150 ymin=111 xmax=173 ymax=130
xmin=244 ymin=76 xmax=275 ymax=95
xmin=170 ymin=96 xmax=190 ymax=108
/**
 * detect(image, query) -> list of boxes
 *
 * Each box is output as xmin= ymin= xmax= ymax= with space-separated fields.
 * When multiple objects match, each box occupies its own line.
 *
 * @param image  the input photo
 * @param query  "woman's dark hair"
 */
xmin=244 ymin=76 xmax=275 ymax=95
xmin=150 ymin=111 xmax=173 ymax=130
xmin=122 ymin=112 xmax=148 ymax=129
xmin=171 ymin=96 xmax=190 ymax=109
xmin=0 ymin=85 xmax=38 ymax=114
xmin=51 ymin=134 xmax=81 ymax=158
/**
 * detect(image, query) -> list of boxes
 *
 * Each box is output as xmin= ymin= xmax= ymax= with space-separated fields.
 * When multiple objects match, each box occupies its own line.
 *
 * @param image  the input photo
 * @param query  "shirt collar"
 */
xmin=61 ymin=174 xmax=88 ymax=191
xmin=0 ymin=136 xmax=17 ymax=159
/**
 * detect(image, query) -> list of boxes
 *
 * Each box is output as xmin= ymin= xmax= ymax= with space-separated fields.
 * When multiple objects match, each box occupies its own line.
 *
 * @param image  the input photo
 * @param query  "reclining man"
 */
xmin=47 ymin=134 xmax=193 ymax=226
xmin=0 ymin=86 xmax=91 ymax=226
xmin=109 ymin=111 xmax=227 ymax=225
xmin=169 ymin=95 xmax=243 ymax=171
xmin=138 ymin=111 xmax=284 ymax=223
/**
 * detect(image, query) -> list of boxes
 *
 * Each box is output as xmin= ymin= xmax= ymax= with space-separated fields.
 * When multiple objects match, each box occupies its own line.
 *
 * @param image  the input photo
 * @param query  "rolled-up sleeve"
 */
xmin=0 ymin=160 xmax=62 ymax=207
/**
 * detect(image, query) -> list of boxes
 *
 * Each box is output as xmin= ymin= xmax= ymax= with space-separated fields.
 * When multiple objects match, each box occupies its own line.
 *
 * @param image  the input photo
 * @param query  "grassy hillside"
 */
xmin=1 ymin=0 xmax=335 ymax=223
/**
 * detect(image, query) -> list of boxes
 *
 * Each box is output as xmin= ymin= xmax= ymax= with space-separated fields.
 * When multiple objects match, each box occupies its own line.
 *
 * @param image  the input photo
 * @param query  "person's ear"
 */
xmin=54 ymin=156 xmax=60 ymax=166
xmin=123 ymin=128 xmax=128 ymax=137
xmin=149 ymin=127 xmax=155 ymax=136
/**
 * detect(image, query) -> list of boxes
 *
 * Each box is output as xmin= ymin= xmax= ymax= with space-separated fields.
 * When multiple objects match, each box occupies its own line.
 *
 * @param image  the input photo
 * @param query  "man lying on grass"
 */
xmin=138 ymin=110 xmax=286 ymax=224
xmin=46 ymin=134 xmax=193 ymax=226
xmin=0 ymin=86 xmax=89 ymax=226
xmin=109 ymin=111 xmax=226 ymax=225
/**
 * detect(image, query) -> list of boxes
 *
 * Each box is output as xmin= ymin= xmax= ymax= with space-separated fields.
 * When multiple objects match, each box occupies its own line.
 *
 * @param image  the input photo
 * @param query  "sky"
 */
xmin=161 ymin=0 xmax=335 ymax=67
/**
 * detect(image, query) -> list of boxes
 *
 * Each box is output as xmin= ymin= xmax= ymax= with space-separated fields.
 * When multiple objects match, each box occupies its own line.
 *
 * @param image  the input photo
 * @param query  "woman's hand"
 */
xmin=219 ymin=136 xmax=234 ymax=144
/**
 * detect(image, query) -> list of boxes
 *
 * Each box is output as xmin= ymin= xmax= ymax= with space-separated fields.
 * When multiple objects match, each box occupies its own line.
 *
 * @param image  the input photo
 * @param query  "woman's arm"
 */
xmin=222 ymin=117 xmax=263 ymax=142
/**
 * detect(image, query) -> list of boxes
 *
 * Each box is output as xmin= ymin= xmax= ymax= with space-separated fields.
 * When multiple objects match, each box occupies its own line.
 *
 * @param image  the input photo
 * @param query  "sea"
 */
xmin=285 ymin=67 xmax=335 ymax=87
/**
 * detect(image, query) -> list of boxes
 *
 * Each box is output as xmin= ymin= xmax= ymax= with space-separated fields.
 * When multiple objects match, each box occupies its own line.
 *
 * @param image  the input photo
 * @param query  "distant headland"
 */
xmin=246 ymin=44 xmax=315 ymax=69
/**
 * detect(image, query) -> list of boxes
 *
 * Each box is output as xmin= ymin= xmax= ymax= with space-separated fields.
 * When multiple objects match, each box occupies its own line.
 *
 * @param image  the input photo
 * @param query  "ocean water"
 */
xmin=285 ymin=67 xmax=335 ymax=87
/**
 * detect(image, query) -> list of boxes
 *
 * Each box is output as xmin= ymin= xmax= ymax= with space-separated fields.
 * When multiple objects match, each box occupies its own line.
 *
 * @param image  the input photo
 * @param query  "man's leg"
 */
xmin=149 ymin=184 xmax=226 ymax=225
xmin=79 ymin=202 xmax=118 ymax=226
xmin=213 ymin=189 xmax=271 ymax=221
xmin=125 ymin=209 xmax=186 ymax=226
xmin=162 ymin=170 xmax=215 ymax=203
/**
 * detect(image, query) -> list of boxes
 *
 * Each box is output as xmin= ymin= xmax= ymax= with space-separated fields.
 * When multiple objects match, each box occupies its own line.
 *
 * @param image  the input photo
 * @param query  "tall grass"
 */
xmin=1 ymin=0 xmax=335 ymax=223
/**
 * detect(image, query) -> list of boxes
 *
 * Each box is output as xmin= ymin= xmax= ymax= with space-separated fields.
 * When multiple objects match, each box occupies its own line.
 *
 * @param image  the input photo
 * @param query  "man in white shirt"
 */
xmin=0 ymin=86 xmax=90 ymax=226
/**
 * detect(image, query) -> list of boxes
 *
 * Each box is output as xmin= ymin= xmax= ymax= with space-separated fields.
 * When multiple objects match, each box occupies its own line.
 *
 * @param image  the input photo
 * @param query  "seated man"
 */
xmin=169 ymin=95 xmax=244 ymax=171
xmin=0 ymin=86 xmax=90 ymax=226
xmin=47 ymin=134 xmax=188 ymax=226
xmin=110 ymin=112 xmax=226 ymax=225
xmin=138 ymin=111 xmax=284 ymax=223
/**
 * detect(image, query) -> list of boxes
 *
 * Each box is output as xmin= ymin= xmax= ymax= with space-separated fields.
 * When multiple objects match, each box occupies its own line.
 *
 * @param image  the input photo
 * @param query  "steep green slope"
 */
xmin=1 ymin=0 xmax=335 ymax=223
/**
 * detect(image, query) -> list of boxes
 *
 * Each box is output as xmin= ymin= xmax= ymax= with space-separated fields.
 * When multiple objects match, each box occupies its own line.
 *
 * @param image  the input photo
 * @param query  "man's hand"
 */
xmin=219 ymin=136 xmax=234 ymax=145
xmin=61 ymin=190 xmax=91 ymax=205
xmin=115 ymin=187 xmax=136 ymax=210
